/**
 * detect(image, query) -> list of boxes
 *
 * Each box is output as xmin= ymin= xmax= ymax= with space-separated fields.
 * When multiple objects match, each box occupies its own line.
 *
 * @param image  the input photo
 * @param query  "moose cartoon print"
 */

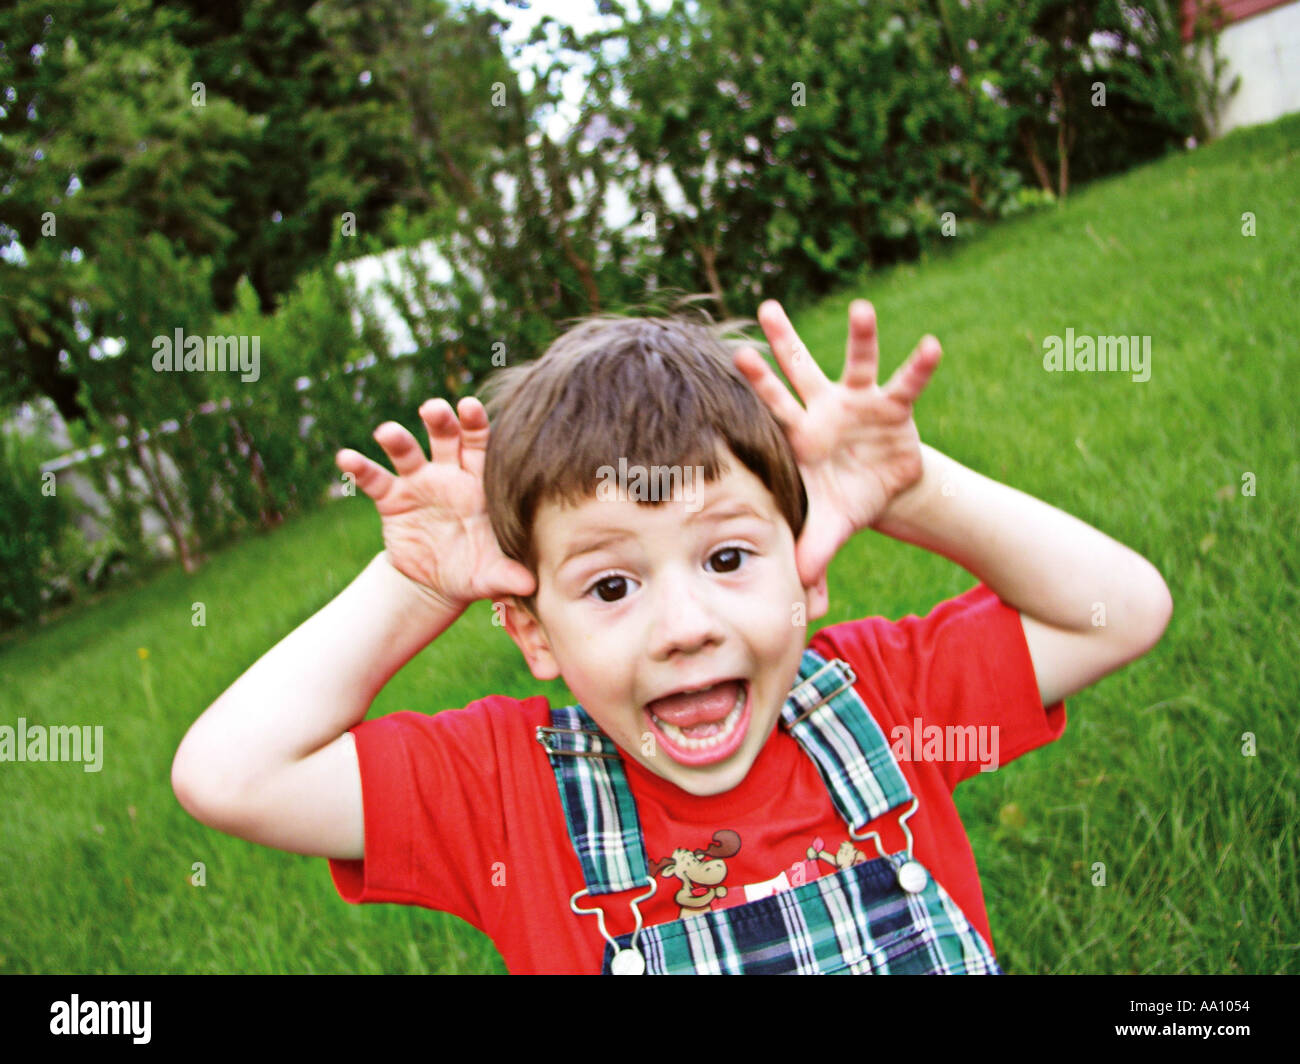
xmin=649 ymin=830 xmax=741 ymax=919
xmin=644 ymin=831 xmax=871 ymax=920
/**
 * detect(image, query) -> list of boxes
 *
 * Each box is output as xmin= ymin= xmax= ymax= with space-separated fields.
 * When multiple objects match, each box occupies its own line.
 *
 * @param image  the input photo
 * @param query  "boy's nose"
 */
xmin=645 ymin=573 xmax=725 ymax=659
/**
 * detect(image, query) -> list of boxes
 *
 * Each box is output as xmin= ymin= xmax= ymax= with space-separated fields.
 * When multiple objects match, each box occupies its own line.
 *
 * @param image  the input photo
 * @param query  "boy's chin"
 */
xmin=650 ymin=757 xmax=753 ymax=797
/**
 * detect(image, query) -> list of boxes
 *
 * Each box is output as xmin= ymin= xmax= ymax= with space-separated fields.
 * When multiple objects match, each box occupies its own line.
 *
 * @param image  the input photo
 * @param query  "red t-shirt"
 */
xmin=329 ymin=583 xmax=1066 ymax=974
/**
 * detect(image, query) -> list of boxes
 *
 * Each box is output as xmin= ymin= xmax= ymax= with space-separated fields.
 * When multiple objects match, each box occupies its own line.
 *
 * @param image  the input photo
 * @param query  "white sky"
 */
xmin=472 ymin=0 xmax=671 ymax=137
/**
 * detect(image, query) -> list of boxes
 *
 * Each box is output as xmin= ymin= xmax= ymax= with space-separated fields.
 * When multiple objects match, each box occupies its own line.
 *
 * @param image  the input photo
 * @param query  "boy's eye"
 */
xmin=584 ymin=550 xmax=748 ymax=600
xmin=707 ymin=547 xmax=746 ymax=573
xmin=591 ymin=575 xmax=631 ymax=602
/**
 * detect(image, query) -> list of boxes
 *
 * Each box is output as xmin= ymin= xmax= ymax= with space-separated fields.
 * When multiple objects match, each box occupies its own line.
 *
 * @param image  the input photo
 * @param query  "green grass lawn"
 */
xmin=2 ymin=114 xmax=1297 ymax=974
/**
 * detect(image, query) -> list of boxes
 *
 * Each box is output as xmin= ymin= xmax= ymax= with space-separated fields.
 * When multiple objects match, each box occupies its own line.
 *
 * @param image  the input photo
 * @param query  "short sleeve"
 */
xmin=810 ymin=583 xmax=1066 ymax=789
xmin=327 ymin=700 xmax=516 ymax=931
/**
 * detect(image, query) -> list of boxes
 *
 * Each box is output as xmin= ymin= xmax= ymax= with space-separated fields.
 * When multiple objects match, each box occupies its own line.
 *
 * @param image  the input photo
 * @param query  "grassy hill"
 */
xmin=2 ymin=113 xmax=1296 ymax=974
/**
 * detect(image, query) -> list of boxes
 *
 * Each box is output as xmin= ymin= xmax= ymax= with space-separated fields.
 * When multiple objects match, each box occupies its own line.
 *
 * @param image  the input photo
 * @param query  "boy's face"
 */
xmin=505 ymin=448 xmax=828 ymax=797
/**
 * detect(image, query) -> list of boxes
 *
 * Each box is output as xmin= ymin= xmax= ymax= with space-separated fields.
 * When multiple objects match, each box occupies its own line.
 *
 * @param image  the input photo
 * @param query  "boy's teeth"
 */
xmin=652 ymin=687 xmax=745 ymax=750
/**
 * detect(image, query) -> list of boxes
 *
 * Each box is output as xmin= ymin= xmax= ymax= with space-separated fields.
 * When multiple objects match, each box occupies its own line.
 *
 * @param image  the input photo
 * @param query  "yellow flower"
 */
xmin=137 ymin=647 xmax=149 ymax=660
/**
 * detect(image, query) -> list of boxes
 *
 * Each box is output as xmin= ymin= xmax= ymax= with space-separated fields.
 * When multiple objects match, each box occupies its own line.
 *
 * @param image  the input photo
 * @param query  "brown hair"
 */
xmin=481 ymin=297 xmax=807 ymax=607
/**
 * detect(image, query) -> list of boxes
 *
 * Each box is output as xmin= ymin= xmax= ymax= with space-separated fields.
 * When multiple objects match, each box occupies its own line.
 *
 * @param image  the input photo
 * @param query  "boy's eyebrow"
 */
xmin=557 ymin=528 xmax=639 ymax=567
xmin=694 ymin=500 xmax=768 ymax=522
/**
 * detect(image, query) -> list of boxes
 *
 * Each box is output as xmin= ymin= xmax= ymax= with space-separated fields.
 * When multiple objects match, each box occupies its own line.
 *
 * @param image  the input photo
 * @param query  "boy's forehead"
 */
xmin=533 ymin=458 xmax=783 ymax=564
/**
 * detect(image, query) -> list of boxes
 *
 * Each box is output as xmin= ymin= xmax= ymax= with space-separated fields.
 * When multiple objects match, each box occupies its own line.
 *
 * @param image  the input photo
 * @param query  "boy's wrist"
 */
xmin=871 ymin=444 xmax=946 ymax=541
xmin=373 ymin=551 xmax=468 ymax=623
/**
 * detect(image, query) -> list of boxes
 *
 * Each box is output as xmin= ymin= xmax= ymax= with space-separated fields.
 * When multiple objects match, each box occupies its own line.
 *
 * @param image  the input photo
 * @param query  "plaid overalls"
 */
xmin=536 ymin=647 xmax=1003 ymax=974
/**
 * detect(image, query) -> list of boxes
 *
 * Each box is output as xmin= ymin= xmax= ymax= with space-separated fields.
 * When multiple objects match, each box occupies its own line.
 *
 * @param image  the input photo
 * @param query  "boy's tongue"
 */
xmin=647 ymin=680 xmax=741 ymax=728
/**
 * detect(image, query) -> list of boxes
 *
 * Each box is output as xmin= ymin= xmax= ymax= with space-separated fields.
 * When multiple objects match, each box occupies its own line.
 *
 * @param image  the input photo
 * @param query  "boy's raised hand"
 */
xmin=335 ymin=397 xmax=536 ymax=612
xmin=734 ymin=299 xmax=941 ymax=588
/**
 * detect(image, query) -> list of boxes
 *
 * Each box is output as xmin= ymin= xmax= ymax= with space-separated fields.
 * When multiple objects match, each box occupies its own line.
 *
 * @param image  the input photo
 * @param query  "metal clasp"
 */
xmin=570 ymin=877 xmax=658 ymax=972
xmin=535 ymin=725 xmax=622 ymax=760
xmin=849 ymin=796 xmax=920 ymax=860
xmin=782 ymin=660 xmax=858 ymax=729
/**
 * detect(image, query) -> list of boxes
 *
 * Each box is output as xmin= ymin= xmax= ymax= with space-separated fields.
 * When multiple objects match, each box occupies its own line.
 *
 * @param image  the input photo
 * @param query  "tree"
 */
xmin=943 ymin=0 xmax=1215 ymax=200
xmin=580 ymin=0 xmax=988 ymax=306
xmin=0 ymin=0 xmax=248 ymax=421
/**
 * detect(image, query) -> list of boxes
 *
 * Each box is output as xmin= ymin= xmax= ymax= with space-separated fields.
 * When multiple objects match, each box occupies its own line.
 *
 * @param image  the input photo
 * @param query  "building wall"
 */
xmin=1186 ymin=0 xmax=1300 ymax=134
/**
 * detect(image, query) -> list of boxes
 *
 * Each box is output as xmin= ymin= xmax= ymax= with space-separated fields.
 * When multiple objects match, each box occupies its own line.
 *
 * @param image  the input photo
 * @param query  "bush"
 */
xmin=0 ymin=429 xmax=71 ymax=629
xmin=578 ymin=0 xmax=1227 ymax=307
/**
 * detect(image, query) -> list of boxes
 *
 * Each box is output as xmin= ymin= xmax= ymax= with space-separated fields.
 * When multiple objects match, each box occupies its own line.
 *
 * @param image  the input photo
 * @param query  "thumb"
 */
xmin=795 ymin=521 xmax=842 ymax=591
xmin=485 ymin=557 xmax=537 ymax=600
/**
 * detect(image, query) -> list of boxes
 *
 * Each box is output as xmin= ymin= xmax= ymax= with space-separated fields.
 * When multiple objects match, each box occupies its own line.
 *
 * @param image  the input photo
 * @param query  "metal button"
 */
xmin=897 ymin=860 xmax=928 ymax=894
xmin=610 ymin=948 xmax=646 ymax=975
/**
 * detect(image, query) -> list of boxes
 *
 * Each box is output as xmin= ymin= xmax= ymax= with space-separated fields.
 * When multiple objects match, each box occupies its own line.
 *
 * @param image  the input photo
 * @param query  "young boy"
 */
xmin=171 ymin=299 xmax=1172 ymax=974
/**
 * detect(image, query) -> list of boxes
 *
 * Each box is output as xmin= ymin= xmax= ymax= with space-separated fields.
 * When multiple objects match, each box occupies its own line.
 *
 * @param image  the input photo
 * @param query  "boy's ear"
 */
xmin=502 ymin=597 xmax=561 ymax=681
xmin=805 ymin=571 xmax=829 ymax=623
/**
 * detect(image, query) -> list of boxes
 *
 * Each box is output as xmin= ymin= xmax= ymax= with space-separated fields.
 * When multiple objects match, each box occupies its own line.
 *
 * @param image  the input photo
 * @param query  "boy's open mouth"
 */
xmin=643 ymin=679 xmax=750 ymax=766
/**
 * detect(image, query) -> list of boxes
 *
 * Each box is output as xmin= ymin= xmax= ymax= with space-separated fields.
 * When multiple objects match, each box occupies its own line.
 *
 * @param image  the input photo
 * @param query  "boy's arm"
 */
xmin=872 ymin=444 xmax=1171 ymax=706
xmin=171 ymin=397 xmax=534 ymax=860
xmin=170 ymin=552 xmax=460 ymax=859
xmin=735 ymin=298 xmax=1171 ymax=706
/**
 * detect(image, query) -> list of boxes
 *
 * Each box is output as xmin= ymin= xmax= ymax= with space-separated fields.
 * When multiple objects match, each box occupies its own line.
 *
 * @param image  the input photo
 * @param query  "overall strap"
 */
xmin=536 ymin=650 xmax=913 ymax=895
xmin=536 ymin=704 xmax=649 ymax=895
xmin=779 ymin=648 xmax=913 ymax=833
